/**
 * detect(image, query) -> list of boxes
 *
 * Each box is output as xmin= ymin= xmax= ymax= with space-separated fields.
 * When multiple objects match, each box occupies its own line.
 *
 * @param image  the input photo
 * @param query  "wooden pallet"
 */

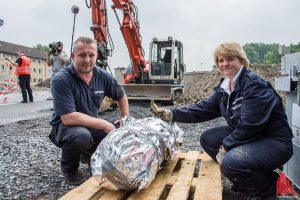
xmin=59 ymin=151 xmax=222 ymax=200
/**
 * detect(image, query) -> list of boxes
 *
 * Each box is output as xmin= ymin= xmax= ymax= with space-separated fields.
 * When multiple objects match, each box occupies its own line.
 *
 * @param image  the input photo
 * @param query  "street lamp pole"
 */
xmin=0 ymin=19 xmax=4 ymax=27
xmin=70 ymin=6 xmax=79 ymax=55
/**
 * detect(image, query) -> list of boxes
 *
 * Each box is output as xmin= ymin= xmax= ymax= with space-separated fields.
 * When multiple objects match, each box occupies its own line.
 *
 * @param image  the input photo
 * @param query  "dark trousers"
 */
xmin=200 ymin=126 xmax=293 ymax=198
xmin=50 ymin=123 xmax=107 ymax=173
xmin=18 ymin=74 xmax=33 ymax=102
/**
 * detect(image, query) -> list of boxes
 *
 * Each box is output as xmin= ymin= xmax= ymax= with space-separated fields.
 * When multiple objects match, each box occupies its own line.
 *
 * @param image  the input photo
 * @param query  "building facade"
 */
xmin=0 ymin=40 xmax=50 ymax=85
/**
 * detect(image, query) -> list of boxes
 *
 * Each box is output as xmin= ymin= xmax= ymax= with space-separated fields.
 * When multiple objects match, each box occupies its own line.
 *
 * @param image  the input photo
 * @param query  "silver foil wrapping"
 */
xmin=91 ymin=117 xmax=183 ymax=191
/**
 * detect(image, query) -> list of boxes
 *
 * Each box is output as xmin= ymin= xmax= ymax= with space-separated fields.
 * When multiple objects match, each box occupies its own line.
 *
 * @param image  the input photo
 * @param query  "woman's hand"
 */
xmin=150 ymin=101 xmax=173 ymax=122
xmin=216 ymin=145 xmax=227 ymax=165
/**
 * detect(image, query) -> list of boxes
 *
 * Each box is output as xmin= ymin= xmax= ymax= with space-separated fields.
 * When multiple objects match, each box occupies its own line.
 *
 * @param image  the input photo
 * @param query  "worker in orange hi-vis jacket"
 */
xmin=6 ymin=50 xmax=33 ymax=103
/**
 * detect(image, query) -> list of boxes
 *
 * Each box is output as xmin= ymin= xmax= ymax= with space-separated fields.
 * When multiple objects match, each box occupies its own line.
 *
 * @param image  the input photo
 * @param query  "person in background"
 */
xmin=49 ymin=36 xmax=129 ymax=186
xmin=6 ymin=50 xmax=33 ymax=103
xmin=151 ymin=42 xmax=293 ymax=199
xmin=46 ymin=41 xmax=69 ymax=100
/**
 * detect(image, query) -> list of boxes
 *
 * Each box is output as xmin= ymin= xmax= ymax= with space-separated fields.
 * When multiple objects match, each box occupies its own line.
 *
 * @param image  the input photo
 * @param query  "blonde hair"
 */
xmin=214 ymin=42 xmax=249 ymax=67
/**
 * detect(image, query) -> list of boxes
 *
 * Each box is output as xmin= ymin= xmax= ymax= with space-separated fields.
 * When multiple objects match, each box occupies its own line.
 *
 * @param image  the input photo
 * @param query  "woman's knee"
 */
xmin=200 ymin=126 xmax=229 ymax=149
xmin=221 ymin=149 xmax=248 ymax=178
xmin=199 ymin=130 xmax=210 ymax=148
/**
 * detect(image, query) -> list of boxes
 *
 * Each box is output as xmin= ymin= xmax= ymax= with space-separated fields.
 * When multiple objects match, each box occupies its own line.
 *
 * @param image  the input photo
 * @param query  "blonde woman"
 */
xmin=152 ymin=42 xmax=293 ymax=199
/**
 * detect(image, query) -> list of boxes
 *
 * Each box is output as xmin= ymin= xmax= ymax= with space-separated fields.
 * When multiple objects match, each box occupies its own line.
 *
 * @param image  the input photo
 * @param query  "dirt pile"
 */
xmin=176 ymin=64 xmax=281 ymax=104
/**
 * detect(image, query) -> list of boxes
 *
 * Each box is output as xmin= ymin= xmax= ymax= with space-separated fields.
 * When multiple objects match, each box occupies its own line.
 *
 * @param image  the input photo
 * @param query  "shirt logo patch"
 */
xmin=94 ymin=90 xmax=104 ymax=95
xmin=231 ymin=96 xmax=243 ymax=112
xmin=232 ymin=97 xmax=243 ymax=104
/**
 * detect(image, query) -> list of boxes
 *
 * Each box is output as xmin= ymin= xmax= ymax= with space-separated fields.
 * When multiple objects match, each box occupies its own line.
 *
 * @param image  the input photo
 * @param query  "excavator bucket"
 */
xmin=122 ymin=84 xmax=172 ymax=101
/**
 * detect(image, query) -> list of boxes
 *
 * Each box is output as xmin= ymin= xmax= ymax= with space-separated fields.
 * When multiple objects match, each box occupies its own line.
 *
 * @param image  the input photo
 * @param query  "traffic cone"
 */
xmin=276 ymin=172 xmax=298 ymax=198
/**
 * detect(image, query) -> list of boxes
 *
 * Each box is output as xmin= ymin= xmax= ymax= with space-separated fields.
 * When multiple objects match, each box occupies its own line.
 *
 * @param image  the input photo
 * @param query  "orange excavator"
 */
xmin=88 ymin=0 xmax=185 ymax=104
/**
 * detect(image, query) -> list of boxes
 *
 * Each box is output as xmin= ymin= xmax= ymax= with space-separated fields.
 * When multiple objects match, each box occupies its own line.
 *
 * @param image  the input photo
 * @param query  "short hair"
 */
xmin=73 ymin=36 xmax=97 ymax=53
xmin=214 ymin=42 xmax=249 ymax=67
xmin=17 ymin=50 xmax=24 ymax=55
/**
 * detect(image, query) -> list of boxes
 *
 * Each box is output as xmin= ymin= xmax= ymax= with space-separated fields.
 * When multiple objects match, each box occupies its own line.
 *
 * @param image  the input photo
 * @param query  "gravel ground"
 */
xmin=0 ymin=101 xmax=226 ymax=199
xmin=2 ymin=101 xmax=297 ymax=200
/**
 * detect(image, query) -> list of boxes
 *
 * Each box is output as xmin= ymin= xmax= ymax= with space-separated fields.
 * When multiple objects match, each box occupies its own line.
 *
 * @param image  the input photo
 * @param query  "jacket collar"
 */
xmin=214 ymin=67 xmax=248 ymax=93
xmin=67 ymin=63 xmax=76 ymax=75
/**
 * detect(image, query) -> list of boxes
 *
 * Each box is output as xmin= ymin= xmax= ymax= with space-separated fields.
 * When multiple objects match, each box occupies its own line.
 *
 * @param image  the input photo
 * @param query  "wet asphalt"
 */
xmin=0 ymin=91 xmax=53 ymax=125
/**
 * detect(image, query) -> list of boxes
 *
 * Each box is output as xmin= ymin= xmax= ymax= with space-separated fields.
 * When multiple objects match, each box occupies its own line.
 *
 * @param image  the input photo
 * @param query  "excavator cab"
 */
xmin=149 ymin=37 xmax=185 ymax=84
xmin=122 ymin=37 xmax=186 ymax=105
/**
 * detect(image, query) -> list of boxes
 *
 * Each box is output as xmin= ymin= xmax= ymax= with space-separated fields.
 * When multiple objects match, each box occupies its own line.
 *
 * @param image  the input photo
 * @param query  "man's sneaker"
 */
xmin=62 ymin=169 xmax=86 ymax=186
xmin=29 ymin=100 xmax=34 ymax=102
xmin=20 ymin=100 xmax=28 ymax=103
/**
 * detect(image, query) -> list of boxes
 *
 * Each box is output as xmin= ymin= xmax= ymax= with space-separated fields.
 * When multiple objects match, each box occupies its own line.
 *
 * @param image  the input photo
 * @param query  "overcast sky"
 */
xmin=1 ymin=0 xmax=300 ymax=72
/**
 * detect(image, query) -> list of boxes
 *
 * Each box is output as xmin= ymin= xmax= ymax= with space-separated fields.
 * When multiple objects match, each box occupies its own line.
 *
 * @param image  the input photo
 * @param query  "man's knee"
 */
xmin=63 ymin=126 xmax=93 ymax=149
xmin=74 ymin=128 xmax=93 ymax=146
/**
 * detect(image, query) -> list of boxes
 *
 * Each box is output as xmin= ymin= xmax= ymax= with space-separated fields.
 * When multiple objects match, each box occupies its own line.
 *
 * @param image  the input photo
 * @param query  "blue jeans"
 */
xmin=200 ymin=126 xmax=293 ymax=198
xmin=50 ymin=123 xmax=107 ymax=173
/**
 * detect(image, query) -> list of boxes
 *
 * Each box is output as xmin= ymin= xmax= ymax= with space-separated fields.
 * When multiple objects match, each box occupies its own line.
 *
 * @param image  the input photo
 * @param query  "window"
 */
xmin=38 ymin=59 xmax=41 ymax=63
xmin=38 ymin=69 xmax=42 ymax=74
xmin=33 ymin=78 xmax=36 ymax=82
xmin=38 ymin=79 xmax=43 ymax=82
xmin=1 ymin=65 xmax=5 ymax=71
xmin=32 ymin=58 xmax=36 ymax=62
xmin=33 ymin=68 xmax=36 ymax=73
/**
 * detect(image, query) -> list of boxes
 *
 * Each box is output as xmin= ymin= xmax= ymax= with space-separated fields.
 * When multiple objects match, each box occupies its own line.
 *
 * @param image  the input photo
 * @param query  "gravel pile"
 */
xmin=0 ymin=101 xmax=227 ymax=199
xmin=176 ymin=64 xmax=282 ymax=105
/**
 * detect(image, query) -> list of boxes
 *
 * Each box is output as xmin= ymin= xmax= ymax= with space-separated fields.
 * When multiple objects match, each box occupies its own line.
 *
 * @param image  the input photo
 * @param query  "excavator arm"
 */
xmin=90 ymin=0 xmax=109 ymax=68
xmin=89 ymin=0 xmax=146 ymax=82
xmin=88 ymin=0 xmax=181 ymax=104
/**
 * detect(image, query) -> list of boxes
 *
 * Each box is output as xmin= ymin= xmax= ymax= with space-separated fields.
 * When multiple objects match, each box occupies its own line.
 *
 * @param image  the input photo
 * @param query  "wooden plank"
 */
xmin=179 ymin=152 xmax=205 ymax=160
xmin=59 ymin=177 xmax=104 ymax=200
xmin=60 ymin=152 xmax=222 ymax=200
xmin=127 ymin=151 xmax=181 ymax=200
xmin=98 ymin=190 xmax=127 ymax=200
xmin=194 ymin=153 xmax=222 ymax=200
xmin=166 ymin=151 xmax=199 ymax=200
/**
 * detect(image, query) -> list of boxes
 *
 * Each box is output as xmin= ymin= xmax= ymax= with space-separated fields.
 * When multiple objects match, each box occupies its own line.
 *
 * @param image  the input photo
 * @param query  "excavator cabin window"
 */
xmin=150 ymin=43 xmax=172 ymax=76
xmin=163 ymin=49 xmax=172 ymax=63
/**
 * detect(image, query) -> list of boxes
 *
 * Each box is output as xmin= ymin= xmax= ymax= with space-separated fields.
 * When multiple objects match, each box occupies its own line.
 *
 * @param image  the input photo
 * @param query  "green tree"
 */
xmin=243 ymin=43 xmax=281 ymax=65
xmin=264 ymin=50 xmax=280 ymax=64
xmin=33 ymin=44 xmax=50 ymax=52
xmin=243 ymin=44 xmax=260 ymax=64
xmin=290 ymin=42 xmax=300 ymax=53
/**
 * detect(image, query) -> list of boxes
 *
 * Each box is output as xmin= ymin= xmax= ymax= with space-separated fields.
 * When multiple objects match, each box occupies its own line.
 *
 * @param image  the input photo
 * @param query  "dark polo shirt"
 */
xmin=50 ymin=64 xmax=124 ymax=125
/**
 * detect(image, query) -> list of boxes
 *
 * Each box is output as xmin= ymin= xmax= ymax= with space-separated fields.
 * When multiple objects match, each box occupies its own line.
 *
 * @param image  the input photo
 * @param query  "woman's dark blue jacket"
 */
xmin=171 ymin=67 xmax=293 ymax=150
